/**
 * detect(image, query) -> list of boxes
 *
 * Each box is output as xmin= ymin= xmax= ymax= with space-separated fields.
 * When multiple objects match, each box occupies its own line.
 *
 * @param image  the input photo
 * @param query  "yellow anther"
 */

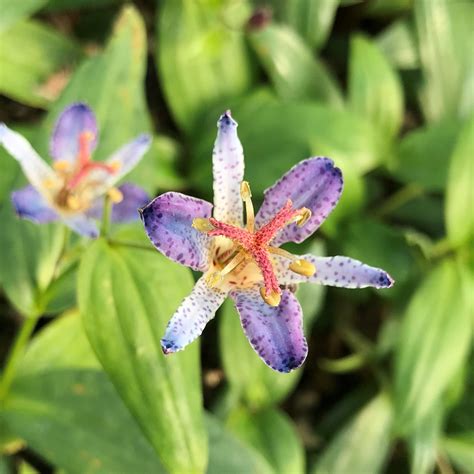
xmin=206 ymin=272 xmax=223 ymax=287
xmin=192 ymin=218 xmax=215 ymax=232
xmin=295 ymin=207 xmax=311 ymax=227
xmin=67 ymin=194 xmax=81 ymax=211
xmin=109 ymin=161 xmax=121 ymax=173
xmin=289 ymin=259 xmax=316 ymax=277
xmin=240 ymin=181 xmax=252 ymax=200
xmin=108 ymin=187 xmax=123 ymax=203
xmin=43 ymin=178 xmax=56 ymax=189
xmin=260 ymin=287 xmax=281 ymax=307
xmin=54 ymin=160 xmax=71 ymax=172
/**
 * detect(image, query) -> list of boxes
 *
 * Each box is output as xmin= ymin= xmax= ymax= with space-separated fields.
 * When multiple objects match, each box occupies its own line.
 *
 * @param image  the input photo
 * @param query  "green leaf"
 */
xmin=367 ymin=0 xmax=413 ymax=17
xmin=377 ymin=19 xmax=419 ymax=70
xmin=392 ymin=119 xmax=460 ymax=191
xmin=78 ymin=239 xmax=207 ymax=474
xmin=348 ymin=35 xmax=404 ymax=140
xmin=394 ymin=260 xmax=472 ymax=433
xmin=278 ymin=0 xmax=339 ymax=50
xmin=1 ymin=314 xmax=165 ymax=473
xmin=45 ymin=0 xmax=122 ymax=10
xmin=442 ymin=433 xmax=474 ymax=473
xmin=227 ymin=407 xmax=305 ymax=474
xmin=445 ymin=115 xmax=474 ymax=248
xmin=191 ymin=93 xmax=387 ymax=198
xmin=0 ymin=0 xmax=47 ymax=33
xmin=39 ymin=6 xmax=157 ymax=193
xmin=312 ymin=394 xmax=393 ymax=474
xmin=206 ymin=415 xmax=273 ymax=474
xmin=248 ymin=24 xmax=343 ymax=107
xmin=157 ymin=0 xmax=253 ymax=132
xmin=0 ymin=20 xmax=82 ymax=108
xmin=415 ymin=0 xmax=474 ymax=122
xmin=0 ymin=456 xmax=11 ymax=474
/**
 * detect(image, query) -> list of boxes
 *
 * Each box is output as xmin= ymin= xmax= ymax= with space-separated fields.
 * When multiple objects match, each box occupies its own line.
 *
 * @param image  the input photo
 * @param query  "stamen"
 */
xmin=260 ymin=287 xmax=281 ymax=307
xmin=108 ymin=187 xmax=123 ymax=203
xmin=206 ymin=252 xmax=247 ymax=288
xmin=66 ymin=195 xmax=81 ymax=210
xmin=267 ymin=246 xmax=297 ymax=261
xmin=54 ymin=160 xmax=71 ymax=172
xmin=78 ymin=131 xmax=95 ymax=165
xmin=294 ymin=207 xmax=311 ymax=227
xmin=240 ymin=181 xmax=255 ymax=232
xmin=192 ymin=218 xmax=215 ymax=232
xmin=289 ymin=259 xmax=316 ymax=277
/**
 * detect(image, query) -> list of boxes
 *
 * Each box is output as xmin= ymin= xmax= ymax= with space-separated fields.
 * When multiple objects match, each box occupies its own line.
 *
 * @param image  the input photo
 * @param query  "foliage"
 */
xmin=0 ymin=0 xmax=473 ymax=473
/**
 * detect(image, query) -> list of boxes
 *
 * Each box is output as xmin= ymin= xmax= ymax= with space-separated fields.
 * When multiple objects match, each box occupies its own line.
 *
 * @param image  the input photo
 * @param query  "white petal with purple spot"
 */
xmin=161 ymin=277 xmax=227 ymax=354
xmin=276 ymin=255 xmax=394 ymax=289
xmin=230 ymin=288 xmax=308 ymax=373
xmin=255 ymin=157 xmax=343 ymax=246
xmin=141 ymin=192 xmax=213 ymax=271
xmin=212 ymin=111 xmax=244 ymax=226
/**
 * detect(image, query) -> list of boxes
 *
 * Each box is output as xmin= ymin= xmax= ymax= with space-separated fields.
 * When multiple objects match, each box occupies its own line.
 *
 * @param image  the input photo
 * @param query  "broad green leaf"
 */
xmin=227 ymin=407 xmax=305 ymax=474
xmin=39 ymin=6 xmax=157 ymax=193
xmin=151 ymin=135 xmax=186 ymax=191
xmin=392 ymin=119 xmax=460 ymax=191
xmin=442 ymin=433 xmax=474 ymax=473
xmin=45 ymin=0 xmax=122 ymax=10
xmin=0 ymin=0 xmax=47 ymax=33
xmin=1 ymin=313 xmax=165 ymax=473
xmin=206 ymin=415 xmax=273 ymax=474
xmin=0 ymin=20 xmax=82 ymax=108
xmin=367 ymin=0 xmax=412 ymax=16
xmin=0 ymin=457 xmax=10 ymax=474
xmin=78 ymin=239 xmax=207 ymax=474
xmin=158 ymin=0 xmax=253 ymax=132
xmin=377 ymin=19 xmax=419 ymax=70
xmin=191 ymin=93 xmax=387 ymax=198
xmin=408 ymin=404 xmax=443 ymax=474
xmin=278 ymin=0 xmax=339 ymax=50
xmin=348 ymin=35 xmax=403 ymax=140
xmin=394 ymin=260 xmax=472 ymax=432
xmin=18 ymin=461 xmax=38 ymax=474
xmin=219 ymin=242 xmax=325 ymax=409
xmin=312 ymin=393 xmax=393 ymax=474
xmin=445 ymin=115 xmax=474 ymax=248
xmin=415 ymin=0 xmax=474 ymax=122
xmin=248 ymin=24 xmax=343 ymax=106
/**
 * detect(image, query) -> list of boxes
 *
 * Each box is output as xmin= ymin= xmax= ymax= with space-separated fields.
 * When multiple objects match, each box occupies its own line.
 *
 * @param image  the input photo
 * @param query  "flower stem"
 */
xmin=0 ymin=315 xmax=38 ymax=403
xmin=372 ymin=183 xmax=424 ymax=218
xmin=100 ymin=194 xmax=112 ymax=237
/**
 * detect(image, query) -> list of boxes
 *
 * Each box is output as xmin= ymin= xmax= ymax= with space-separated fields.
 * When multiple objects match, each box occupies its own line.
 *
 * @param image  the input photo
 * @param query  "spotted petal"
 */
xmin=141 ymin=192 xmax=213 ymax=271
xmin=276 ymin=254 xmax=394 ymax=289
xmin=230 ymin=288 xmax=308 ymax=373
xmin=212 ymin=111 xmax=244 ymax=226
xmin=255 ymin=157 xmax=343 ymax=246
xmin=0 ymin=123 xmax=58 ymax=193
xmin=87 ymin=183 xmax=149 ymax=222
xmin=11 ymin=185 xmax=58 ymax=223
xmin=50 ymin=103 xmax=98 ymax=162
xmin=161 ymin=277 xmax=227 ymax=354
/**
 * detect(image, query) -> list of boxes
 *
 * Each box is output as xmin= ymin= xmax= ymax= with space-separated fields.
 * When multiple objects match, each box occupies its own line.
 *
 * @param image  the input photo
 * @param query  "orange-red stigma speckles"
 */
xmin=66 ymin=132 xmax=116 ymax=190
xmin=207 ymin=200 xmax=302 ymax=299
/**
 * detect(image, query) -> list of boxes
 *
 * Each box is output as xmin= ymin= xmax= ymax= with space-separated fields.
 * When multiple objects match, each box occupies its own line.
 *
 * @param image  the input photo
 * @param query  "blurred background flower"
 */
xmin=0 ymin=1 xmax=472 ymax=473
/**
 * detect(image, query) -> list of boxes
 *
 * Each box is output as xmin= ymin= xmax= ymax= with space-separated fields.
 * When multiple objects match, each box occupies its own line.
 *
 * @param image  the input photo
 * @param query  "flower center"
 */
xmin=51 ymin=131 xmax=121 ymax=211
xmin=193 ymin=181 xmax=315 ymax=306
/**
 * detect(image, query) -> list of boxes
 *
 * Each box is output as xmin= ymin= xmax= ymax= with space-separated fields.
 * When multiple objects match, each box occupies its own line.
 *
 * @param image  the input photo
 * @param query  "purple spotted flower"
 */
xmin=0 ymin=103 xmax=151 ymax=238
xmin=141 ymin=111 xmax=394 ymax=373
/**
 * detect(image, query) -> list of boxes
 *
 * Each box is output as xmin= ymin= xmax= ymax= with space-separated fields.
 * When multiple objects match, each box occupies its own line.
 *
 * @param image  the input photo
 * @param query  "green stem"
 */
xmin=0 ymin=315 xmax=39 ymax=403
xmin=372 ymin=184 xmax=425 ymax=218
xmin=100 ymin=195 xmax=112 ymax=237
xmin=107 ymin=238 xmax=155 ymax=252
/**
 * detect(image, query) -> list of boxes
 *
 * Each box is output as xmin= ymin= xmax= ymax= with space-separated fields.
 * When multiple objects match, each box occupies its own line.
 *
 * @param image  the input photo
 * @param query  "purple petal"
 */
xmin=11 ymin=185 xmax=58 ymax=223
xmin=140 ymin=192 xmax=213 ymax=272
xmin=50 ymin=103 xmax=98 ymax=162
xmin=161 ymin=277 xmax=227 ymax=353
xmin=87 ymin=183 xmax=149 ymax=222
xmin=212 ymin=111 xmax=244 ymax=226
xmin=276 ymin=254 xmax=394 ymax=289
xmin=0 ymin=123 xmax=58 ymax=192
xmin=62 ymin=214 xmax=99 ymax=238
xmin=230 ymin=289 xmax=308 ymax=373
xmin=255 ymin=157 xmax=343 ymax=246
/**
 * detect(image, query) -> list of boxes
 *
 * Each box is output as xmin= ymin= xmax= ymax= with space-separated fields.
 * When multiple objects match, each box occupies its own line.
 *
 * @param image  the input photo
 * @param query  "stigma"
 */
xmin=193 ymin=181 xmax=316 ymax=306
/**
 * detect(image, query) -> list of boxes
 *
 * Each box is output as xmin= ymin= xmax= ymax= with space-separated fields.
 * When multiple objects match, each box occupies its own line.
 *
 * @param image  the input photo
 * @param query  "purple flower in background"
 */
xmin=141 ymin=111 xmax=394 ymax=373
xmin=0 ymin=103 xmax=151 ymax=238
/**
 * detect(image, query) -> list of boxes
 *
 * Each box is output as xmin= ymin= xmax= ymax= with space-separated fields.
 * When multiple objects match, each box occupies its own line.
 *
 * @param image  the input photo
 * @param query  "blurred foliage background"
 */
xmin=0 ymin=0 xmax=473 ymax=473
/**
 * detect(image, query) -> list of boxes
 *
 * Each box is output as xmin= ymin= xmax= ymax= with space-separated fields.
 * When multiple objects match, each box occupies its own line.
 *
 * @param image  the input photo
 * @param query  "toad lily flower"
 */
xmin=141 ymin=111 xmax=394 ymax=373
xmin=0 ymin=103 xmax=151 ymax=238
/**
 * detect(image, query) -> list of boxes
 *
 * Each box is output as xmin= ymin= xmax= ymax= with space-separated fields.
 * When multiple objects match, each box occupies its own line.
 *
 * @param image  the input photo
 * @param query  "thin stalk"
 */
xmin=372 ymin=184 xmax=424 ymax=218
xmin=100 ymin=194 xmax=112 ymax=237
xmin=0 ymin=315 xmax=39 ymax=403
